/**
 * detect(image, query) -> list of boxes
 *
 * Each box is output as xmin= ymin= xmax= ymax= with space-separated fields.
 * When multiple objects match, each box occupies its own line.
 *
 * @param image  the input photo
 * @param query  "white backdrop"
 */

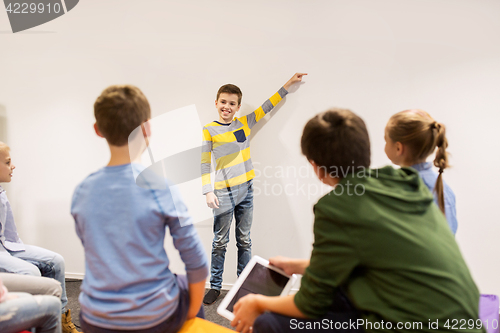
xmin=1 ymin=0 xmax=499 ymax=294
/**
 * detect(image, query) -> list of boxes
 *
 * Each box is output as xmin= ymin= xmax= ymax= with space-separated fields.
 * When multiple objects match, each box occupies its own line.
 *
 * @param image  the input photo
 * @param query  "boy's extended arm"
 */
xmin=245 ymin=73 xmax=307 ymax=129
xmin=283 ymin=72 xmax=307 ymax=91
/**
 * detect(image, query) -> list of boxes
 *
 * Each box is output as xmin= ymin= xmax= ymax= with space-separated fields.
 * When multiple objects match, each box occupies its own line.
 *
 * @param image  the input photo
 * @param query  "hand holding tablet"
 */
xmin=217 ymin=255 xmax=298 ymax=321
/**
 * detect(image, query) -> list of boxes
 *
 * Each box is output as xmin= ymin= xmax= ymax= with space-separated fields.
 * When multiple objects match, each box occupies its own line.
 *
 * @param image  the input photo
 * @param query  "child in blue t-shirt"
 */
xmin=384 ymin=109 xmax=457 ymax=235
xmin=71 ymin=85 xmax=208 ymax=333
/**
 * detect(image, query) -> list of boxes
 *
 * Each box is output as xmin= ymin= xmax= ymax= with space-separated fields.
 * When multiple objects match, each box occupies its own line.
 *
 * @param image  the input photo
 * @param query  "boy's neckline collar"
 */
xmin=214 ymin=120 xmax=232 ymax=126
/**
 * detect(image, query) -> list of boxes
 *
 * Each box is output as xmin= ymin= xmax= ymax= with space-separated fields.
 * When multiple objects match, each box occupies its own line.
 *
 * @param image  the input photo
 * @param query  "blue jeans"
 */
xmin=0 ymin=244 xmax=68 ymax=312
xmin=80 ymin=275 xmax=204 ymax=333
xmin=210 ymin=180 xmax=253 ymax=290
xmin=0 ymin=292 xmax=61 ymax=333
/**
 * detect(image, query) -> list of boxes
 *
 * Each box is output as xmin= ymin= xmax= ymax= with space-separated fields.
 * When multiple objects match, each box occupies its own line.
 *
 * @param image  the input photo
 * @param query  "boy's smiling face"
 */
xmin=215 ymin=93 xmax=241 ymax=124
xmin=0 ymin=150 xmax=15 ymax=183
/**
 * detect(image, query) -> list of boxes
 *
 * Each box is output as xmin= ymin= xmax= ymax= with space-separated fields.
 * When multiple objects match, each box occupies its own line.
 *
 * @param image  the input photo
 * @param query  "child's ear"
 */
xmin=395 ymin=142 xmax=404 ymax=156
xmin=94 ymin=123 xmax=104 ymax=138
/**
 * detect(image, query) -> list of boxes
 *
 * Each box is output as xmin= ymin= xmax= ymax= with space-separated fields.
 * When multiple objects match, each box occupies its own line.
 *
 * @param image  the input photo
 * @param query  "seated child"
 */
xmin=0 ymin=274 xmax=61 ymax=333
xmin=231 ymin=108 xmax=483 ymax=333
xmin=71 ymin=85 xmax=208 ymax=333
xmin=384 ymin=109 xmax=457 ymax=234
xmin=0 ymin=141 xmax=79 ymax=333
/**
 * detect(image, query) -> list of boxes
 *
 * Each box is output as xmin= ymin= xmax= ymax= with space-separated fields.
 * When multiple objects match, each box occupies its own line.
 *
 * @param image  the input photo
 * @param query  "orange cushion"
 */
xmin=177 ymin=318 xmax=234 ymax=332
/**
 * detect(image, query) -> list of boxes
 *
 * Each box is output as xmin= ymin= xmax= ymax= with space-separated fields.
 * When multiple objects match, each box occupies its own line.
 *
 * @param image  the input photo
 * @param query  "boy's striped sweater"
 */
xmin=201 ymin=87 xmax=288 ymax=194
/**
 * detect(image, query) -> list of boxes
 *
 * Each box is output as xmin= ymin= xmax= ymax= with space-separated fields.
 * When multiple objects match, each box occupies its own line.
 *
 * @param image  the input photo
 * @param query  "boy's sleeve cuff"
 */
xmin=186 ymin=264 xmax=210 ymax=284
xmin=202 ymin=185 xmax=213 ymax=195
xmin=279 ymin=86 xmax=289 ymax=98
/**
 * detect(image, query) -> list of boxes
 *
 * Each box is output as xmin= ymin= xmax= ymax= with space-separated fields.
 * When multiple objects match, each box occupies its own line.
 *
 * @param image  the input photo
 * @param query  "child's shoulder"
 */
xmin=76 ymin=167 xmax=104 ymax=186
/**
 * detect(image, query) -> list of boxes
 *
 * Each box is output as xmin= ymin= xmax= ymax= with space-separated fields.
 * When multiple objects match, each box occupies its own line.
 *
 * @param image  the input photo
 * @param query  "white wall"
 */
xmin=1 ymin=0 xmax=499 ymax=294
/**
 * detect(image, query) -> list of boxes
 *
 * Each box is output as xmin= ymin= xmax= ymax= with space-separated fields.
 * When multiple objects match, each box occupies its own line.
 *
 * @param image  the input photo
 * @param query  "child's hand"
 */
xmin=283 ymin=73 xmax=308 ymax=91
xmin=232 ymin=294 xmax=264 ymax=333
xmin=206 ymin=192 xmax=219 ymax=209
xmin=269 ymin=256 xmax=309 ymax=275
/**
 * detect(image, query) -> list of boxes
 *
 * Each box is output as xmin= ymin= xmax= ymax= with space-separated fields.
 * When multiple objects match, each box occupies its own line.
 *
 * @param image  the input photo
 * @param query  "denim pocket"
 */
xmin=247 ymin=180 xmax=253 ymax=191
xmin=233 ymin=129 xmax=246 ymax=143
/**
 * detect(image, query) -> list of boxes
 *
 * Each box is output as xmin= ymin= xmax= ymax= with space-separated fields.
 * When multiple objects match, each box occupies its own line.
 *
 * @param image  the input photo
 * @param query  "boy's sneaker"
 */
xmin=203 ymin=289 xmax=221 ymax=305
xmin=62 ymin=309 xmax=81 ymax=333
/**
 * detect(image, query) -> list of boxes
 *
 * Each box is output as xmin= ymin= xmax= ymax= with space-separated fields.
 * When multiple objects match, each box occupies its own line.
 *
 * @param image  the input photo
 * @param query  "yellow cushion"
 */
xmin=177 ymin=318 xmax=234 ymax=333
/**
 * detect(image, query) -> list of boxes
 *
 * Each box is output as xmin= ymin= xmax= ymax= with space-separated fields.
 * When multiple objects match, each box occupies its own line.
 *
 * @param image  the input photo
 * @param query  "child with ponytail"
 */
xmin=384 ymin=109 xmax=457 ymax=235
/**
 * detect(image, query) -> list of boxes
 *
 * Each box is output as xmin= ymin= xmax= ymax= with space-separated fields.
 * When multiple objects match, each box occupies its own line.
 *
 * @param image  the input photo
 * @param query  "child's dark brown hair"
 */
xmin=216 ymin=84 xmax=242 ymax=105
xmin=301 ymin=108 xmax=371 ymax=174
xmin=386 ymin=110 xmax=449 ymax=214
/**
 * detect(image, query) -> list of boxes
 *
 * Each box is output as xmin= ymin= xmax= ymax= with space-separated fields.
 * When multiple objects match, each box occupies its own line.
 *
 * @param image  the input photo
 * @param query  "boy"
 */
xmin=0 ymin=142 xmax=79 ymax=333
xmin=71 ymin=85 xmax=208 ymax=333
xmin=201 ymin=73 xmax=307 ymax=304
xmin=232 ymin=109 xmax=484 ymax=333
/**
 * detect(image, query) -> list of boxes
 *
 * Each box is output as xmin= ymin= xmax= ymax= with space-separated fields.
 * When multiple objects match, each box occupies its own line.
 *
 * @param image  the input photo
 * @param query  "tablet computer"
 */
xmin=217 ymin=255 xmax=298 ymax=321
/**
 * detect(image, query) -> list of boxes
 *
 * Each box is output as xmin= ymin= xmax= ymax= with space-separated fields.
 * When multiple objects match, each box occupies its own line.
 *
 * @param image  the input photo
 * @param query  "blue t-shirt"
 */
xmin=0 ymin=186 xmax=25 ymax=252
xmin=411 ymin=162 xmax=458 ymax=235
xmin=71 ymin=163 xmax=208 ymax=330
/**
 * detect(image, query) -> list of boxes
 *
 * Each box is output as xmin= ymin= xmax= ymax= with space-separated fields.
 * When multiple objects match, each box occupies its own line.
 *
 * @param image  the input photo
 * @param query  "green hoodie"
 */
xmin=294 ymin=166 xmax=483 ymax=333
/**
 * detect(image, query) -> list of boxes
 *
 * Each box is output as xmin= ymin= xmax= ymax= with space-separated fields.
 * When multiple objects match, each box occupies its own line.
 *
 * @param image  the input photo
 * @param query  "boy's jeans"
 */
xmin=0 ymin=292 xmax=61 ymax=333
xmin=210 ymin=180 xmax=253 ymax=290
xmin=0 ymin=244 xmax=68 ymax=312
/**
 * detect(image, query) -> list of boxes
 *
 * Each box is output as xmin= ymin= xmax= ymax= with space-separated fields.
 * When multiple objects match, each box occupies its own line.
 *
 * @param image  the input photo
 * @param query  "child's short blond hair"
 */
xmin=94 ymin=85 xmax=151 ymax=146
xmin=0 ymin=142 xmax=10 ymax=154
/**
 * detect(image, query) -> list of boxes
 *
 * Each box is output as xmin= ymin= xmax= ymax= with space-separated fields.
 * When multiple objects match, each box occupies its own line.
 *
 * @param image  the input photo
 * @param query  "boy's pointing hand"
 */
xmin=284 ymin=73 xmax=307 ymax=91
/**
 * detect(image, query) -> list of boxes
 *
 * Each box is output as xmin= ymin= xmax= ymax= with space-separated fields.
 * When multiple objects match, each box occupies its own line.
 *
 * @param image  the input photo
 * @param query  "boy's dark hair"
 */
xmin=216 ymin=84 xmax=242 ymax=105
xmin=94 ymin=85 xmax=151 ymax=146
xmin=301 ymin=108 xmax=371 ymax=174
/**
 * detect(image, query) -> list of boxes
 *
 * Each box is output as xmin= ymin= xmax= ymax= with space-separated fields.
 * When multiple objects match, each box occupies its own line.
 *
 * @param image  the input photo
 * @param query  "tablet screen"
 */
xmin=226 ymin=262 xmax=290 ymax=312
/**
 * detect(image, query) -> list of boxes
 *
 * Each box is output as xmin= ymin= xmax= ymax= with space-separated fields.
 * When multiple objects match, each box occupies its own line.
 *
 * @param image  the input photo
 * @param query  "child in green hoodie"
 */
xmin=231 ymin=108 xmax=483 ymax=333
